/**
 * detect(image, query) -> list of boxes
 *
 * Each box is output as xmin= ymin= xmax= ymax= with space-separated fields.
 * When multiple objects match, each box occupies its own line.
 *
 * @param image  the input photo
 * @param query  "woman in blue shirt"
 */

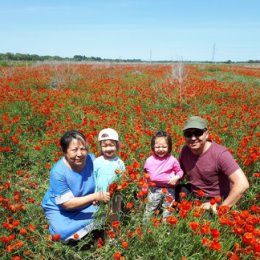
xmin=42 ymin=130 xmax=110 ymax=241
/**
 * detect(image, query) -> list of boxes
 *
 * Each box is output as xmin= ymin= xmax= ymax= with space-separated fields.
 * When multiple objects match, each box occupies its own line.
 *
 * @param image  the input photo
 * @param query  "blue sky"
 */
xmin=1 ymin=0 xmax=259 ymax=61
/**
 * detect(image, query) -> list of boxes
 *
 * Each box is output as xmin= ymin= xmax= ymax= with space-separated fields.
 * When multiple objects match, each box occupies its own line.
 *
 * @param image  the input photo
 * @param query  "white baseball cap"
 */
xmin=98 ymin=128 xmax=119 ymax=141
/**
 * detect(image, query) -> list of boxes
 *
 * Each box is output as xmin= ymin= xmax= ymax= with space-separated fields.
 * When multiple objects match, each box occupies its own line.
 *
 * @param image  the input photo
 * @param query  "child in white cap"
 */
xmin=94 ymin=128 xmax=125 ymax=192
xmin=94 ymin=128 xmax=125 ymax=223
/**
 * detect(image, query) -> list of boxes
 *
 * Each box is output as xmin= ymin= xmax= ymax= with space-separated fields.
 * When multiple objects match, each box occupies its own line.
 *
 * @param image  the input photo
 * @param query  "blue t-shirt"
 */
xmin=42 ymin=153 xmax=98 ymax=240
xmin=94 ymin=155 xmax=125 ymax=192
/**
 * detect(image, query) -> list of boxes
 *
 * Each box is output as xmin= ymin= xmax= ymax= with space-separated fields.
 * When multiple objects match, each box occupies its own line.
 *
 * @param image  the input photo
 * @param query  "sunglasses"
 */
xmin=183 ymin=129 xmax=207 ymax=138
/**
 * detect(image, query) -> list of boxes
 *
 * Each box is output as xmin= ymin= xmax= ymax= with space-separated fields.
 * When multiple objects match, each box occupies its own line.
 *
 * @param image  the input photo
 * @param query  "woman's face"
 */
xmin=65 ymin=138 xmax=88 ymax=171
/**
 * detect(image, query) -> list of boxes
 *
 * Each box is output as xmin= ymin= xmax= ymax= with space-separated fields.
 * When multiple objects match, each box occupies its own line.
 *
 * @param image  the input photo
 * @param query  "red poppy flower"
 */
xmin=144 ymin=172 xmax=150 ymax=179
xmin=210 ymin=241 xmax=221 ymax=251
xmin=196 ymin=190 xmax=205 ymax=197
xmin=166 ymin=216 xmax=178 ymax=225
xmin=19 ymin=228 xmax=27 ymax=235
xmin=126 ymin=202 xmax=133 ymax=209
xmin=126 ymin=230 xmax=133 ymax=237
xmin=162 ymin=188 xmax=167 ymax=194
xmin=189 ymin=221 xmax=199 ymax=231
xmin=28 ymin=224 xmax=35 ymax=231
xmin=111 ymin=221 xmax=120 ymax=229
xmin=73 ymin=233 xmax=79 ymax=239
xmin=113 ymin=251 xmax=122 ymax=259
xmin=210 ymin=228 xmax=220 ymax=239
xmin=137 ymin=191 xmax=145 ymax=198
xmin=233 ymin=227 xmax=244 ymax=235
xmin=166 ymin=195 xmax=173 ymax=203
xmin=12 ymin=220 xmax=20 ymax=227
xmin=194 ymin=200 xmax=202 ymax=206
xmin=242 ymin=232 xmax=255 ymax=245
xmin=201 ymin=237 xmax=211 ymax=246
xmin=109 ymin=183 xmax=118 ymax=196
xmin=11 ymin=257 xmax=23 ymax=260
xmin=179 ymin=192 xmax=187 ymax=198
xmin=132 ymin=161 xmax=140 ymax=169
xmin=214 ymin=196 xmax=221 ymax=203
xmin=217 ymin=205 xmax=230 ymax=216
xmin=227 ymin=252 xmax=240 ymax=260
xmin=107 ymin=230 xmax=116 ymax=239
xmin=97 ymin=237 xmax=104 ymax=248
xmin=209 ymin=198 xmax=216 ymax=205
xmin=200 ymin=224 xmax=210 ymax=235
xmin=52 ymin=234 xmax=61 ymax=241
xmin=121 ymin=241 xmax=129 ymax=249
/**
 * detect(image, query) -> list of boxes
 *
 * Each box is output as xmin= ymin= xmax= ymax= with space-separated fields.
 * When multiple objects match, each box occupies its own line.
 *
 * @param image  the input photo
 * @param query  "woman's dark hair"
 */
xmin=60 ymin=130 xmax=87 ymax=153
xmin=151 ymin=131 xmax=172 ymax=154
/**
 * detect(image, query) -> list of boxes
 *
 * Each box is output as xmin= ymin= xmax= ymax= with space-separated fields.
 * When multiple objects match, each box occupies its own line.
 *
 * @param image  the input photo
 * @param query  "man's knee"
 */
xmin=175 ymin=184 xmax=192 ymax=201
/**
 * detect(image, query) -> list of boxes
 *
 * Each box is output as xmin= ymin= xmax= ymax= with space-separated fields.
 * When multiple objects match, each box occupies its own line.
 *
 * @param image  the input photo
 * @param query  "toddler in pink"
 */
xmin=143 ymin=131 xmax=183 ymax=221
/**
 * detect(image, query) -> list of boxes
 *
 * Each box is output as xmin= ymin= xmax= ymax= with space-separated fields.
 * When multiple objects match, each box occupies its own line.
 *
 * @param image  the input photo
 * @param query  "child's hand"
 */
xmin=168 ymin=175 xmax=180 ymax=186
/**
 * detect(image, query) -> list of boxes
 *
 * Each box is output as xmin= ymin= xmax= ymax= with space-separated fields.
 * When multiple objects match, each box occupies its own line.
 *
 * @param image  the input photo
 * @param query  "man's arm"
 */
xmin=200 ymin=168 xmax=249 ymax=213
xmin=221 ymin=168 xmax=249 ymax=207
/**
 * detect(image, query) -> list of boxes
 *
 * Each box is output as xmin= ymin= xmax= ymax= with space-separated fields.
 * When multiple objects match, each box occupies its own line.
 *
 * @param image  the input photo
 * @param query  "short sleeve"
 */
xmin=50 ymin=170 xmax=74 ymax=205
xmin=217 ymin=150 xmax=240 ymax=176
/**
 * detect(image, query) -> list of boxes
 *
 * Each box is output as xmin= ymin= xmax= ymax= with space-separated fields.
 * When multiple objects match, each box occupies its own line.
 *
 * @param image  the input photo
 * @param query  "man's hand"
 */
xmin=200 ymin=202 xmax=217 ymax=214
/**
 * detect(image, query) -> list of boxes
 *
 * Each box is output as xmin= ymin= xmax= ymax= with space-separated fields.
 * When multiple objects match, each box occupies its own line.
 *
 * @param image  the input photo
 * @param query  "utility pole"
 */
xmin=211 ymin=43 xmax=216 ymax=63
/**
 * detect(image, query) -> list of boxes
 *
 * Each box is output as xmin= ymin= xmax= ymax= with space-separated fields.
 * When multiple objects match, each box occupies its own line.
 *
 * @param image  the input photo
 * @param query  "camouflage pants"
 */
xmin=143 ymin=187 xmax=175 ymax=222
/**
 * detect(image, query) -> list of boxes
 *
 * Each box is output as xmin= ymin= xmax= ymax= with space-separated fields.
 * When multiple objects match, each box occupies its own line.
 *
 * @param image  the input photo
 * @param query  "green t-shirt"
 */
xmin=94 ymin=155 xmax=125 ymax=192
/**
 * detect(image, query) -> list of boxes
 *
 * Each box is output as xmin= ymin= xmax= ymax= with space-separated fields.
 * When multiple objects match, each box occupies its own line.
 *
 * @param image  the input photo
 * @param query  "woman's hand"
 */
xmin=96 ymin=191 xmax=110 ymax=203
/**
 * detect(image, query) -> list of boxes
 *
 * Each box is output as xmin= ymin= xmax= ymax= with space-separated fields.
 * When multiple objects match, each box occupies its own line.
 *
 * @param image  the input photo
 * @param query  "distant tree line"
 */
xmin=0 ymin=52 xmax=259 ymax=64
xmin=0 ymin=52 xmax=64 ymax=61
xmin=0 ymin=52 xmax=142 ymax=63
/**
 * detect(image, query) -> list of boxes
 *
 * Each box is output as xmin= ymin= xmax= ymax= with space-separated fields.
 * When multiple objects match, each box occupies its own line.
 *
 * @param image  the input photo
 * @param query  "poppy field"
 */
xmin=0 ymin=62 xmax=259 ymax=260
